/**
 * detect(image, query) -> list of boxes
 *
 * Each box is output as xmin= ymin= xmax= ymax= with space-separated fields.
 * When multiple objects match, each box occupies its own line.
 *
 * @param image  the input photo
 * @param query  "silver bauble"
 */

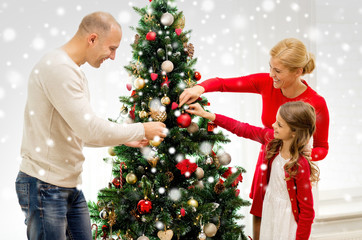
xmin=160 ymin=12 xmax=174 ymax=26
xmin=137 ymin=235 xmax=150 ymax=240
xmin=218 ymin=152 xmax=232 ymax=165
xmin=195 ymin=167 xmax=204 ymax=179
xmin=161 ymin=60 xmax=174 ymax=73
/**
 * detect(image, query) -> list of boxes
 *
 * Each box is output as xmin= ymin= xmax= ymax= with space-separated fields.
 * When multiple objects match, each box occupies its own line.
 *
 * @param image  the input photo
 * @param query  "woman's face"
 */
xmin=269 ymin=57 xmax=299 ymax=89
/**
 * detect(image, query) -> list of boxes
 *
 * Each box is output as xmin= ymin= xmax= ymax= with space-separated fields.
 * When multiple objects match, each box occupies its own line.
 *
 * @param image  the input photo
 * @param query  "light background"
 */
xmin=1 ymin=0 xmax=361 ymax=238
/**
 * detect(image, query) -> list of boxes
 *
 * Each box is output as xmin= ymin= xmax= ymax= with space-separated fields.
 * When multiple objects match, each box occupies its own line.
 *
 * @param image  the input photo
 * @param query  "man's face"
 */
xmin=87 ymin=25 xmax=122 ymax=68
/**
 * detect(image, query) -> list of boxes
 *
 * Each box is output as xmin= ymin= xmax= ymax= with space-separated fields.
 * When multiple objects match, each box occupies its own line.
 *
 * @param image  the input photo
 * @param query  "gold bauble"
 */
xmin=150 ymin=110 xmax=167 ymax=122
xmin=108 ymin=147 xmax=116 ymax=156
xmin=126 ymin=173 xmax=138 ymax=184
xmin=134 ymin=78 xmax=145 ymax=90
xmin=161 ymin=96 xmax=171 ymax=105
xmin=175 ymin=14 xmax=185 ymax=29
xmin=147 ymin=156 xmax=159 ymax=167
xmin=138 ymin=110 xmax=148 ymax=119
xmin=187 ymin=198 xmax=199 ymax=208
xmin=149 ymin=139 xmax=162 ymax=147
xmin=204 ymin=223 xmax=218 ymax=237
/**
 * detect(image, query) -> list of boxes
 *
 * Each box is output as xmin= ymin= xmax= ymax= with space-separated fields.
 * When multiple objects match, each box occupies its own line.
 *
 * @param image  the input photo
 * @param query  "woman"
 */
xmin=179 ymin=38 xmax=329 ymax=240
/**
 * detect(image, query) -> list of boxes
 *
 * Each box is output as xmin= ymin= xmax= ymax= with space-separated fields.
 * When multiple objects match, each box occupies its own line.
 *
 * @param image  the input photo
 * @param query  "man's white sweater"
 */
xmin=20 ymin=48 xmax=144 ymax=188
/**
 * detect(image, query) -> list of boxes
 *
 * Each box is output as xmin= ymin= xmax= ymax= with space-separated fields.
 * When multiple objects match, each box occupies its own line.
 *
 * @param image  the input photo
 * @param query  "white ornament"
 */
xmin=161 ymin=60 xmax=174 ymax=73
xmin=195 ymin=167 xmax=204 ymax=179
xmin=218 ymin=152 xmax=232 ymax=165
xmin=204 ymin=223 xmax=218 ymax=237
xmin=161 ymin=12 xmax=174 ymax=26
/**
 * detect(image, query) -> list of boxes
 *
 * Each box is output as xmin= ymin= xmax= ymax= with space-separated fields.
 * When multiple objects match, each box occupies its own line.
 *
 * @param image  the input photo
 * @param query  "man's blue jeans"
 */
xmin=15 ymin=171 xmax=92 ymax=240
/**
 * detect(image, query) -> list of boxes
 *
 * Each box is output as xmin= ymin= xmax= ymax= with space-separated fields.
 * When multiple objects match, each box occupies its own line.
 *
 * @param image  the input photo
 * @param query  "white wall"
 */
xmin=1 ymin=0 xmax=361 ymax=239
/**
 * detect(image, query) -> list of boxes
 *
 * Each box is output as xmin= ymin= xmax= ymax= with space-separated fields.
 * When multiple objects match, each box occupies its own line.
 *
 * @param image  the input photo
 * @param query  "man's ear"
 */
xmin=88 ymin=33 xmax=98 ymax=46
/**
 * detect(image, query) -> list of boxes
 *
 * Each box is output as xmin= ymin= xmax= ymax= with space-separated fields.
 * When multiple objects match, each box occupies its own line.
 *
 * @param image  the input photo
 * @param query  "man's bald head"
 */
xmin=78 ymin=11 xmax=121 ymax=37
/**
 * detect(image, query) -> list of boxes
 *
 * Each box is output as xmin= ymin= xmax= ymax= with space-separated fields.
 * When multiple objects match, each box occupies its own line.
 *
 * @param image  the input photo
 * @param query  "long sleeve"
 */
xmin=198 ymin=73 xmax=271 ymax=94
xmin=311 ymin=96 xmax=329 ymax=161
xmin=213 ymin=113 xmax=273 ymax=145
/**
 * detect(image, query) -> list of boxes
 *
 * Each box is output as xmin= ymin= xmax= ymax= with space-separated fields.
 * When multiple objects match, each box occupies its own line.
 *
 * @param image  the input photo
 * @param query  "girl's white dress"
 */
xmin=260 ymin=154 xmax=298 ymax=240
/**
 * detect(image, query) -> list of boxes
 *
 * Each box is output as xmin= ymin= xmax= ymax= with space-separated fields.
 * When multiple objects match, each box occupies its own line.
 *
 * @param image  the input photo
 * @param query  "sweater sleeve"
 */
xmin=198 ymin=73 xmax=271 ymax=94
xmin=213 ymin=113 xmax=273 ymax=145
xmin=41 ymin=63 xmax=145 ymax=146
xmin=295 ymin=159 xmax=315 ymax=240
xmin=311 ymin=97 xmax=330 ymax=161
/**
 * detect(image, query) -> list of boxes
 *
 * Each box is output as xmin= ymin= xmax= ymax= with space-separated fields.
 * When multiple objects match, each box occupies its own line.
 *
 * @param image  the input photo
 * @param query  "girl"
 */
xmin=180 ymin=38 xmax=329 ymax=239
xmin=186 ymin=101 xmax=319 ymax=240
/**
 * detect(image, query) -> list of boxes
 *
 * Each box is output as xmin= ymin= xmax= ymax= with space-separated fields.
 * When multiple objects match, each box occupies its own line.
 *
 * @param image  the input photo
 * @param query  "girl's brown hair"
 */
xmin=270 ymin=38 xmax=315 ymax=76
xmin=266 ymin=101 xmax=320 ymax=182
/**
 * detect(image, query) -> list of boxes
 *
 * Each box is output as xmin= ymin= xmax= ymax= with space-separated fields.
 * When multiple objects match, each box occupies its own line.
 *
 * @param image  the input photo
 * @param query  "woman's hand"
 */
xmin=179 ymin=85 xmax=205 ymax=107
xmin=124 ymin=139 xmax=149 ymax=148
xmin=186 ymin=103 xmax=216 ymax=121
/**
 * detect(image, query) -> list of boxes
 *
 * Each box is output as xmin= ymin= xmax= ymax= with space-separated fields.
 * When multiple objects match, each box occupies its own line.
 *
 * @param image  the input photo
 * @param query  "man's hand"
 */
xmin=124 ymin=139 xmax=149 ymax=148
xmin=142 ymin=122 xmax=167 ymax=141
xmin=179 ymin=85 xmax=205 ymax=107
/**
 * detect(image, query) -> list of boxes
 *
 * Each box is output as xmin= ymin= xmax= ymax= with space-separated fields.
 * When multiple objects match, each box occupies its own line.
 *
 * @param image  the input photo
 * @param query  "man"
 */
xmin=15 ymin=12 xmax=166 ymax=240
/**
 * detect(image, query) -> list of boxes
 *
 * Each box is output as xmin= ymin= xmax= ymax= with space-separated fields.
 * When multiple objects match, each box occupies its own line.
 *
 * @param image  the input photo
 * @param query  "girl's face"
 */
xmin=269 ymin=57 xmax=299 ymax=89
xmin=272 ymin=111 xmax=294 ymax=142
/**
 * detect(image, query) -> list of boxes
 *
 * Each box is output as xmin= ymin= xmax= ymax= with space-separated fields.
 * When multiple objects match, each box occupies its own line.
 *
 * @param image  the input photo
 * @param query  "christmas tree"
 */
xmin=89 ymin=0 xmax=250 ymax=239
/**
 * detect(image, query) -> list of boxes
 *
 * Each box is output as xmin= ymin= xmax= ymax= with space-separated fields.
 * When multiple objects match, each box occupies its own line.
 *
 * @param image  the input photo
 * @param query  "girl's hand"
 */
xmin=302 ymin=144 xmax=312 ymax=161
xmin=124 ymin=139 xmax=149 ymax=148
xmin=186 ymin=103 xmax=216 ymax=121
xmin=179 ymin=85 xmax=205 ymax=107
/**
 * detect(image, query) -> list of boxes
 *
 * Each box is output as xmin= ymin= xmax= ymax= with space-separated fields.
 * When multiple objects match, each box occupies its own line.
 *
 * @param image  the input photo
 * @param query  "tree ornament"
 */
xmin=138 ymin=110 xmax=148 ymax=119
xmin=176 ymin=113 xmax=192 ymax=128
xmin=175 ymin=28 xmax=182 ymax=36
xmin=160 ymin=12 xmax=174 ymax=26
xmin=137 ymin=199 xmax=152 ymax=214
xmin=146 ymin=31 xmax=156 ymax=41
xmin=126 ymin=83 xmax=132 ymax=91
xmin=183 ymin=43 xmax=194 ymax=59
xmin=161 ymin=95 xmax=171 ymax=105
xmin=133 ymin=34 xmax=140 ymax=45
xmin=99 ymin=209 xmax=109 ymax=220
xmin=147 ymin=156 xmax=159 ymax=167
xmin=222 ymin=167 xmax=243 ymax=187
xmin=112 ymin=177 xmax=122 ymax=188
xmin=149 ymin=139 xmax=162 ymax=147
xmin=195 ymin=167 xmax=204 ymax=179
xmin=137 ymin=235 xmax=150 ymax=240
xmin=187 ymin=198 xmax=199 ymax=208
xmin=218 ymin=152 xmax=232 ymax=165
xmin=144 ymin=13 xmax=155 ymax=23
xmin=194 ymin=71 xmax=202 ymax=81
xmin=194 ymin=180 xmax=204 ymax=189
xmin=187 ymin=122 xmax=199 ymax=134
xmin=214 ymin=179 xmax=225 ymax=194
xmin=150 ymin=73 xmax=158 ymax=81
xmin=176 ymin=159 xmax=198 ymax=177
xmin=204 ymin=223 xmax=218 ymax=237
xmin=165 ymin=171 xmax=174 ymax=182
xmin=207 ymin=121 xmax=217 ymax=132
xmin=126 ymin=172 xmax=138 ymax=184
xmin=180 ymin=207 xmax=186 ymax=217
xmin=198 ymin=232 xmax=207 ymax=240
xmin=175 ymin=14 xmax=186 ymax=29
xmin=161 ymin=60 xmax=174 ymax=73
xmin=171 ymin=102 xmax=178 ymax=110
xmin=157 ymin=229 xmax=174 ymax=240
xmin=108 ymin=147 xmax=116 ymax=156
xmin=150 ymin=110 xmax=167 ymax=122
xmin=134 ymin=77 xmax=145 ymax=90
xmin=205 ymin=156 xmax=213 ymax=165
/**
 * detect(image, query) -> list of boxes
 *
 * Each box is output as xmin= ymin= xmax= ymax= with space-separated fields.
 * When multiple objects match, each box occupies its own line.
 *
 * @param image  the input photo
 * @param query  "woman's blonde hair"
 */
xmin=266 ymin=101 xmax=320 ymax=182
xmin=270 ymin=38 xmax=315 ymax=75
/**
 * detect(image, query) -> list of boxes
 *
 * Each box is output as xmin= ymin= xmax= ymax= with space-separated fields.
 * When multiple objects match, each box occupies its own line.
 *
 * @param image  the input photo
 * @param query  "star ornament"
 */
xmin=176 ymin=159 xmax=198 ymax=177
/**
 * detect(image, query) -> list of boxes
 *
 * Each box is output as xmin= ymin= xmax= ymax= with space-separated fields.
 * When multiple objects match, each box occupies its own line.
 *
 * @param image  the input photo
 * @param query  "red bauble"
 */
xmin=146 ymin=31 xmax=156 ymax=41
xmin=207 ymin=121 xmax=217 ymax=132
xmin=112 ymin=177 xmax=121 ymax=188
xmin=194 ymin=71 xmax=202 ymax=81
xmin=180 ymin=208 xmax=186 ymax=217
xmin=137 ymin=199 xmax=152 ymax=214
xmin=177 ymin=113 xmax=191 ymax=128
